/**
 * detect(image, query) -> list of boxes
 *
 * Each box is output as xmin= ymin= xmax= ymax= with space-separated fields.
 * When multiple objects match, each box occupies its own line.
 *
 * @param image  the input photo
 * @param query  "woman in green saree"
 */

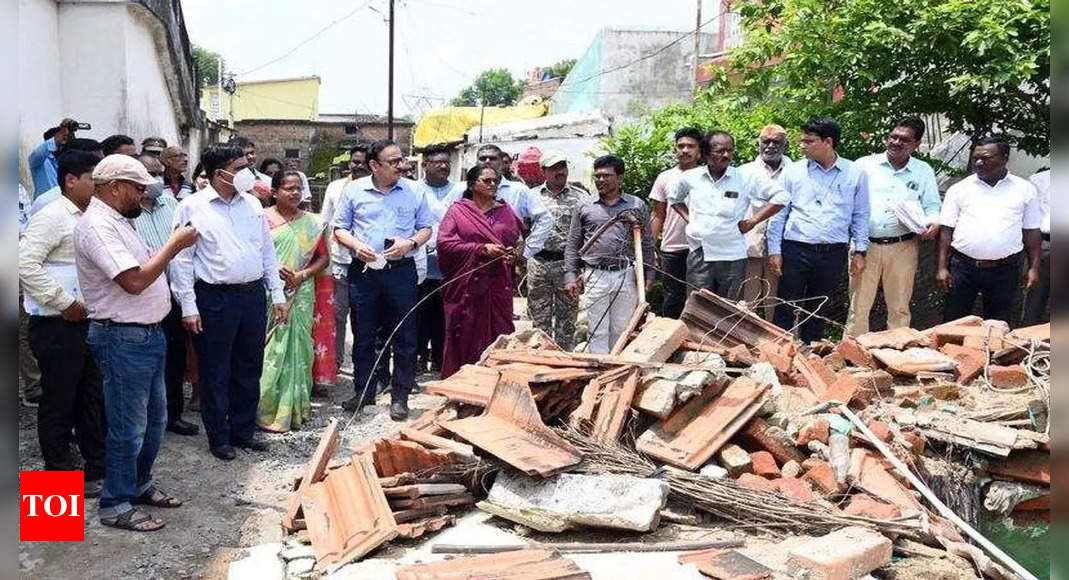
xmin=258 ymin=171 xmax=332 ymax=432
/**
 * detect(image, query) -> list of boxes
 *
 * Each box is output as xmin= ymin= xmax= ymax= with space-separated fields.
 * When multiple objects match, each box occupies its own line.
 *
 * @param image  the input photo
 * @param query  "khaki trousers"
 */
xmin=743 ymin=257 xmax=779 ymax=321
xmin=846 ymin=239 xmax=918 ymax=336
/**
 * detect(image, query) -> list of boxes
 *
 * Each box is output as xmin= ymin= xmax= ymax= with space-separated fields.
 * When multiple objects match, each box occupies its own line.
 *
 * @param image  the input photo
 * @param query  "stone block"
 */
xmin=479 ymin=471 xmax=668 ymax=533
xmin=989 ymin=365 xmax=1028 ymax=390
xmin=750 ymin=451 xmax=780 ymax=479
xmin=781 ymin=460 xmax=802 ymax=479
xmin=718 ymin=444 xmax=753 ymax=476
xmin=786 ymin=526 xmax=892 ymax=580
xmin=699 ymin=463 xmax=728 ymax=479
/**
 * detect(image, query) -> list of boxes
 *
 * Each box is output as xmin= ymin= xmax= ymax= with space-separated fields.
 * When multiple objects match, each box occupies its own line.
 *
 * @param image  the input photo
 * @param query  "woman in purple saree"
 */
xmin=437 ymin=166 xmax=524 ymax=378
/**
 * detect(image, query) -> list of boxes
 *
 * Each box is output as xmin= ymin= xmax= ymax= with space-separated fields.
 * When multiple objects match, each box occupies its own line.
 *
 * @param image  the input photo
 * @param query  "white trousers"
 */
xmin=581 ymin=266 xmax=639 ymax=354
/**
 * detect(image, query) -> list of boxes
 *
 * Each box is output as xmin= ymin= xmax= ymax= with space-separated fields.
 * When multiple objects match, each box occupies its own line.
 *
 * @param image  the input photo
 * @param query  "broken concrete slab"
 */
xmin=227 ymin=543 xmax=284 ymax=580
xmin=786 ymin=526 xmax=892 ymax=580
xmin=478 ymin=471 xmax=669 ymax=533
xmin=619 ymin=316 xmax=690 ymax=363
xmin=855 ymin=327 xmax=930 ymax=350
xmin=870 ymin=348 xmax=958 ymax=376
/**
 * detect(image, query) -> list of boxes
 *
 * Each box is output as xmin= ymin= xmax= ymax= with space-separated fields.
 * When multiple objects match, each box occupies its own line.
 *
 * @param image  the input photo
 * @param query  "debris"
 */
xmin=827 ymin=433 xmax=851 ymax=484
xmin=893 ymin=408 xmax=1045 ymax=456
xmin=870 ymin=347 xmax=958 ymax=376
xmin=637 ymin=376 xmax=767 ymax=470
xmin=680 ymin=289 xmax=795 ymax=349
xmin=844 ymin=494 xmax=901 ymax=520
xmin=571 ymin=366 xmax=640 ymax=443
xmin=781 ymin=460 xmax=802 ymax=479
xmin=717 ymin=445 xmax=753 ymax=476
xmin=855 ymin=327 xmax=930 ymax=350
xmin=609 ymin=302 xmax=651 ymax=355
xmin=283 ymin=418 xmax=340 ymax=533
xmin=371 ymin=439 xmax=456 ymax=477
xmin=749 ymin=451 xmax=780 ymax=479
xmin=388 ymin=492 xmax=474 ymax=510
xmin=395 ymin=549 xmax=590 ymax=580
xmin=737 ymin=418 xmax=807 ymax=466
xmin=395 ymin=514 xmax=456 ymax=539
xmin=227 ymin=543 xmax=284 ymax=580
xmin=983 ymin=481 xmax=1048 ymax=515
xmin=938 ymin=343 xmax=985 ymax=383
xmin=399 ymin=428 xmax=476 ymax=459
xmin=678 ymin=548 xmax=773 ymax=580
xmin=786 ymin=526 xmax=892 ymax=580
xmin=619 ymin=316 xmax=689 ymax=362
xmin=443 ymin=371 xmax=582 ymax=477
xmin=988 ymin=365 xmax=1028 ymax=389
xmin=424 ymin=364 xmax=501 ymax=406
xmin=383 ymin=483 xmax=468 ymax=499
xmin=796 ymin=418 xmax=830 ymax=447
xmin=430 ymin=539 xmax=745 ymax=555
xmin=985 ymin=450 xmax=1050 ymax=485
xmin=700 ymin=463 xmax=729 ymax=479
xmin=836 ymin=336 xmax=875 ymax=368
xmin=478 ymin=471 xmax=668 ymax=533
xmin=847 ymin=449 xmax=922 ymax=512
xmin=801 ymin=459 xmax=841 ymax=495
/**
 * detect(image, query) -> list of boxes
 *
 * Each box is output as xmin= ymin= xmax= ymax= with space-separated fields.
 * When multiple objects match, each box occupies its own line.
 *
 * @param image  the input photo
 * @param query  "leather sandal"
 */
xmin=101 ymin=508 xmax=165 ymax=532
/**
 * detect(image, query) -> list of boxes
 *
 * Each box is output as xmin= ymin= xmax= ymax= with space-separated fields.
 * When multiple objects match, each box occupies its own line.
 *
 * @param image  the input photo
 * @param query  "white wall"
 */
xmin=122 ymin=4 xmax=181 ymax=144
xmin=17 ymin=0 xmax=63 ymax=184
xmin=58 ymin=2 xmax=128 ymax=139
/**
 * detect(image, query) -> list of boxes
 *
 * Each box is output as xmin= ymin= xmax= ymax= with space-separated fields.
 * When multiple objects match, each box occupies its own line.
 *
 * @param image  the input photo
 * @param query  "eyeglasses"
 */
xmin=116 ymin=180 xmax=146 ymax=194
xmin=376 ymin=157 xmax=404 ymax=167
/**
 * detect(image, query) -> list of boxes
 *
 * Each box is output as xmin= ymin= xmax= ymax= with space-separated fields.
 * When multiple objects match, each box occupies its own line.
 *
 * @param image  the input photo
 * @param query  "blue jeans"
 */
xmin=87 ymin=323 xmax=167 ymax=516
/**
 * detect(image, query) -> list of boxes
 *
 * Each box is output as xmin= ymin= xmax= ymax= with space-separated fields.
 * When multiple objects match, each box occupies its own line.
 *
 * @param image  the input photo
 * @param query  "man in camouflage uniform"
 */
xmin=527 ymin=152 xmax=588 ymax=350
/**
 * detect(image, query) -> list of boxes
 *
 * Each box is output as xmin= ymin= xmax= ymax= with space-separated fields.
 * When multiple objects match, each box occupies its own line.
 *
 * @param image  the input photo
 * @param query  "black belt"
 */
xmin=588 ymin=261 xmax=630 ymax=271
xmin=91 ymin=319 xmax=162 ymax=330
xmin=349 ymin=257 xmax=415 ymax=271
xmin=785 ymin=240 xmax=848 ymax=253
xmin=1042 ymin=232 xmax=1050 ymax=242
xmin=195 ymin=278 xmax=264 ymax=292
xmin=952 ymin=249 xmax=1021 ymax=269
xmin=534 ymin=250 xmax=565 ymax=261
xmin=869 ymin=233 xmax=916 ymax=245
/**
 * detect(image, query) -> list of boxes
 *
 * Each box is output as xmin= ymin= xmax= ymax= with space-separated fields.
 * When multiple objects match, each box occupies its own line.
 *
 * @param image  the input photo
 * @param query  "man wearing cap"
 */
xmin=20 ymin=150 xmax=107 ymax=498
xmin=74 ymin=154 xmax=197 ymax=531
xmin=140 ymin=137 xmax=167 ymax=157
xmin=162 ymin=146 xmax=195 ymax=200
xmin=171 ymin=145 xmax=290 ymax=461
xmin=740 ymin=125 xmax=793 ymax=319
xmin=529 ymin=151 xmax=588 ymax=350
xmin=516 ymin=147 xmax=546 ymax=189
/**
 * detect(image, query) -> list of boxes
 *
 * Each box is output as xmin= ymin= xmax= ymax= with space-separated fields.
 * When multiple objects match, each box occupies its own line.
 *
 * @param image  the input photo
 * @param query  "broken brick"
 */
xmin=963 ymin=334 xmax=1004 ymax=351
xmin=938 ymin=343 xmax=986 ymax=383
xmin=774 ymin=477 xmax=816 ymax=502
xmin=738 ymin=418 xmax=807 ymax=466
xmin=757 ymin=340 xmax=794 ymax=374
xmin=787 ymin=526 xmax=892 ymax=580
xmin=792 ymin=354 xmax=836 ymax=398
xmin=988 ymin=365 xmax=1029 ymax=390
xmin=823 ymin=351 xmax=847 ymax=371
xmin=750 ymin=451 xmax=780 ymax=479
xmin=932 ymin=324 xmax=1005 ymax=348
xmin=986 ymin=450 xmax=1050 ymax=485
xmin=844 ymin=494 xmax=902 ymax=520
xmin=855 ymin=327 xmax=929 ymax=350
xmin=796 ymin=418 xmax=830 ymax=446
xmin=737 ymin=472 xmax=775 ymax=493
xmin=802 ymin=459 xmax=840 ymax=495
xmin=836 ymin=337 xmax=875 ymax=368
xmin=866 ymin=420 xmax=892 ymax=442
xmin=822 ymin=372 xmax=861 ymax=405
xmin=1007 ymin=323 xmax=1050 ymax=343
xmin=849 ymin=369 xmax=894 ymax=404
xmin=902 ymin=431 xmax=926 ymax=455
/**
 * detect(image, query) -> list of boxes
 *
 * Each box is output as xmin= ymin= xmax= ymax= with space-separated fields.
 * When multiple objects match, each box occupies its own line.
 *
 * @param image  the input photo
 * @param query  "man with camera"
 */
xmin=29 ymin=118 xmax=90 ymax=196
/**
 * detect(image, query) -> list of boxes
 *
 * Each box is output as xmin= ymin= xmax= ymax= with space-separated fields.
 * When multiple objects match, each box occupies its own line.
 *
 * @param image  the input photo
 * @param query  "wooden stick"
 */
xmin=632 ymin=225 xmax=646 ymax=304
xmin=609 ymin=302 xmax=648 ymax=355
xmin=431 ymin=538 xmax=744 ymax=555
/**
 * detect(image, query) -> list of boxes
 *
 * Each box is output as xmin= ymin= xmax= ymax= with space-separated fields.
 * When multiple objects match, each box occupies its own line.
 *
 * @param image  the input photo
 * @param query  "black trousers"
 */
xmin=28 ymin=316 xmax=106 ymax=480
xmin=774 ymin=241 xmax=848 ymax=343
xmin=944 ymin=252 xmax=1021 ymax=324
xmin=192 ymin=281 xmax=267 ymax=448
xmin=417 ymin=278 xmax=444 ymax=369
xmin=660 ymin=249 xmax=690 ymax=318
xmin=162 ymin=300 xmax=188 ymax=423
xmin=349 ymin=260 xmax=418 ymax=405
xmin=1022 ymin=244 xmax=1050 ymax=325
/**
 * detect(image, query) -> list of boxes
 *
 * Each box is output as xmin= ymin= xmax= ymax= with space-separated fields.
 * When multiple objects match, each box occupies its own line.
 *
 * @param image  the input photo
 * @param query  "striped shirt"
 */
xmin=132 ymin=194 xmax=179 ymax=284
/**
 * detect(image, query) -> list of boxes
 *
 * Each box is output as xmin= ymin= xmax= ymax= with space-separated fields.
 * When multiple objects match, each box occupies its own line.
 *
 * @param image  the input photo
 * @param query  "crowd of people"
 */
xmin=17 ymin=113 xmax=1050 ymax=532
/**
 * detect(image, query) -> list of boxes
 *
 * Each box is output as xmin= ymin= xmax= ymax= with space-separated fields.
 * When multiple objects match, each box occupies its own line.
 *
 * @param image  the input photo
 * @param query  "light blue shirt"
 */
xmin=331 ymin=176 xmax=435 ymax=256
xmin=29 ymin=186 xmax=61 ymax=217
xmin=28 ymin=138 xmax=59 ymax=197
xmin=855 ymin=153 xmax=940 ymax=238
xmin=670 ymin=165 xmax=791 ymax=261
xmin=487 ymin=178 xmax=553 ymax=259
xmin=767 ymin=156 xmax=870 ymax=254
xmin=421 ymin=180 xmax=464 ymax=280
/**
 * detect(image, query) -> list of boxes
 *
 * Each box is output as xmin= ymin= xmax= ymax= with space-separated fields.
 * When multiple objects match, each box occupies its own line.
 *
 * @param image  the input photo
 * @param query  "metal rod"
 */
xmin=387 ymin=0 xmax=395 ymax=140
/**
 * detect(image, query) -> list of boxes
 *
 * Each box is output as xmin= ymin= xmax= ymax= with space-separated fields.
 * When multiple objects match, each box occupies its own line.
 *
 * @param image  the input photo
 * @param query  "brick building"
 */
xmin=234 ymin=113 xmax=415 ymax=180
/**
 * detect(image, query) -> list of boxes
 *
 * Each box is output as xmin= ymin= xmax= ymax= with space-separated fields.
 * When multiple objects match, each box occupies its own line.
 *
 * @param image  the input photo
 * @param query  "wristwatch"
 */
xmin=407 ymin=237 xmax=420 ymax=249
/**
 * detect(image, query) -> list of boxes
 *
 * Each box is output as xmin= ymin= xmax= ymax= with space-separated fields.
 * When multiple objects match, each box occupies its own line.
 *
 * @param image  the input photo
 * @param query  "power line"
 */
xmin=234 ymin=0 xmax=377 ymax=77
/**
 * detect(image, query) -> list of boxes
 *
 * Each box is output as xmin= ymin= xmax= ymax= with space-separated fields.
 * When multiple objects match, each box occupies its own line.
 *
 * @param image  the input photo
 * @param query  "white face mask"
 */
xmin=231 ymin=168 xmax=257 ymax=193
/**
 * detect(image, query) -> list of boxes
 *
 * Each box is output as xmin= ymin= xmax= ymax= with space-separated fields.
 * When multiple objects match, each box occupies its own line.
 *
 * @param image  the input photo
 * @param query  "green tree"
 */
xmin=544 ymin=58 xmax=577 ymax=79
xmin=451 ymin=68 xmax=526 ymax=107
xmin=193 ymin=45 xmax=225 ymax=87
xmin=713 ymin=0 xmax=1049 ymax=156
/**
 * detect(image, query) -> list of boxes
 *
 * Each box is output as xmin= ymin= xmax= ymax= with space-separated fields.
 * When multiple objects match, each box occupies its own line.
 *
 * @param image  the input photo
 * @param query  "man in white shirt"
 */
xmin=1022 ymin=168 xmax=1050 ymax=325
xmin=417 ymin=144 xmax=463 ymax=369
xmin=321 ymin=145 xmax=370 ymax=374
xmin=937 ymin=135 xmax=1042 ymax=323
xmin=846 ymin=118 xmax=941 ymax=335
xmin=740 ymin=125 xmax=792 ymax=319
xmin=649 ymin=127 xmax=702 ymax=318
xmin=670 ymin=130 xmax=790 ymax=301
xmin=171 ymin=145 xmax=290 ymax=461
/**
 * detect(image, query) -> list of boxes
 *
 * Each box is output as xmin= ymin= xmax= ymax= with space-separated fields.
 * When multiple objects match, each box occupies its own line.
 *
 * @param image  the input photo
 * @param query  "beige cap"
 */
xmin=540 ymin=150 xmax=568 ymax=168
xmin=92 ymin=154 xmax=158 ymax=186
xmin=161 ymin=146 xmax=186 ymax=160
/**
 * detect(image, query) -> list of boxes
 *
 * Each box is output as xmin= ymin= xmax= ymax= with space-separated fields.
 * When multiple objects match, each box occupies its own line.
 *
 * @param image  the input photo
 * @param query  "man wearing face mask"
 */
xmin=132 ymin=155 xmax=200 ymax=437
xmin=171 ymin=145 xmax=289 ymax=461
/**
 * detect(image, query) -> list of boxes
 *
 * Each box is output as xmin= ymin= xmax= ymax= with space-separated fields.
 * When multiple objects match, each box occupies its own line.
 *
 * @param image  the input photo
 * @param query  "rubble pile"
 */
xmin=275 ymin=289 xmax=1050 ymax=579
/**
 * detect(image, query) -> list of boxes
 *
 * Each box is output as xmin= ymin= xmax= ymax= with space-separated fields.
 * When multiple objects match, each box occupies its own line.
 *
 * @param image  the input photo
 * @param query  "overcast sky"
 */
xmin=182 ymin=0 xmax=709 ymax=118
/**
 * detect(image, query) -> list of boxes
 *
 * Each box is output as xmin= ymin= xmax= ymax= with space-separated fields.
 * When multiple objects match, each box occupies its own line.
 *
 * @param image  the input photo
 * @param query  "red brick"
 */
xmin=986 ymin=450 xmax=1050 ymax=485
xmin=865 ymin=420 xmax=892 ymax=442
xmin=902 ymin=431 xmax=926 ymax=455
xmin=963 ymin=334 xmax=1004 ymax=351
xmin=796 ymin=418 xmax=830 ymax=446
xmin=750 ymin=451 xmax=780 ymax=479
xmin=932 ymin=324 xmax=1005 ymax=347
xmin=836 ymin=336 xmax=875 ymax=368
xmin=823 ymin=351 xmax=846 ymax=371
xmin=774 ymin=477 xmax=816 ymax=502
xmin=757 ymin=341 xmax=794 ymax=374
xmin=822 ymin=373 xmax=860 ymax=405
xmin=843 ymin=494 xmax=901 ymax=519
xmin=736 ymin=472 xmax=775 ymax=492
xmin=792 ymin=355 xmax=836 ymax=398
xmin=802 ymin=459 xmax=840 ymax=495
xmin=787 ymin=526 xmax=892 ymax=580
xmin=988 ymin=365 xmax=1029 ymax=390
xmin=939 ymin=343 xmax=986 ymax=383
xmin=738 ymin=418 xmax=807 ymax=465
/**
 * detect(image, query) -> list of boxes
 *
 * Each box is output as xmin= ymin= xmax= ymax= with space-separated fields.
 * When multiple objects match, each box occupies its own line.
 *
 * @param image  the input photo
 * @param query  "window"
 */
xmin=284 ymin=148 xmax=300 ymax=159
xmin=344 ymin=125 xmax=358 ymax=135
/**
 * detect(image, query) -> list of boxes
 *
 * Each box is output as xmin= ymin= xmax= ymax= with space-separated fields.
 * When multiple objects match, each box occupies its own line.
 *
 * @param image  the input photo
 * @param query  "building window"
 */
xmin=284 ymin=148 xmax=300 ymax=159
xmin=344 ymin=125 xmax=358 ymax=135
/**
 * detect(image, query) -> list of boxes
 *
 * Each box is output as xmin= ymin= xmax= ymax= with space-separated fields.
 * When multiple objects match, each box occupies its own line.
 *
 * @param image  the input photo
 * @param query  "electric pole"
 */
xmin=691 ymin=0 xmax=703 ymax=100
xmin=387 ymin=0 xmax=395 ymax=140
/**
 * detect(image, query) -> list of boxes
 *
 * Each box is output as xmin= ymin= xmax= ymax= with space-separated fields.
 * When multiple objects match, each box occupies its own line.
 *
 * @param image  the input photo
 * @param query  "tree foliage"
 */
xmin=193 ymin=45 xmax=225 ymax=87
xmin=715 ymin=0 xmax=1049 ymax=156
xmin=451 ymin=68 xmax=526 ymax=107
xmin=543 ymin=58 xmax=577 ymax=79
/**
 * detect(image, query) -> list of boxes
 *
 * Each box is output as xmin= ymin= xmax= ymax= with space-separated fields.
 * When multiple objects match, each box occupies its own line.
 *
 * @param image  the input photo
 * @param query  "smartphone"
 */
xmin=75 ymin=122 xmax=91 ymax=131
xmin=384 ymin=238 xmax=395 ymax=250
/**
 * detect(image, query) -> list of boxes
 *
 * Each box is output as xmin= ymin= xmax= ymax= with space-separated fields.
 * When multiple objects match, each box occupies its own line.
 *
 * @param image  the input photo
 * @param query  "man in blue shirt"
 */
xmin=767 ymin=117 xmax=870 ymax=342
xmin=474 ymin=144 xmax=553 ymax=259
xmin=333 ymin=140 xmax=435 ymax=420
xmin=846 ymin=118 xmax=940 ymax=336
xmin=28 ymin=119 xmax=82 ymax=196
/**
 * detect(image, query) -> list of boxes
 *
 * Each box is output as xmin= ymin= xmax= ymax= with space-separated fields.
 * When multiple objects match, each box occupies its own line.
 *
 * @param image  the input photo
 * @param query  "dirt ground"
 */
xmin=17 ymin=368 xmax=446 ymax=580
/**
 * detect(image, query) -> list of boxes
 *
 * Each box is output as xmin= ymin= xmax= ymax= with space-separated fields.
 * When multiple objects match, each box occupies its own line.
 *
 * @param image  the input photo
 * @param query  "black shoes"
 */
xmin=390 ymin=400 xmax=409 ymax=421
xmin=210 ymin=444 xmax=236 ymax=461
xmin=342 ymin=392 xmax=375 ymax=412
xmin=166 ymin=419 xmax=200 ymax=436
xmin=232 ymin=436 xmax=269 ymax=452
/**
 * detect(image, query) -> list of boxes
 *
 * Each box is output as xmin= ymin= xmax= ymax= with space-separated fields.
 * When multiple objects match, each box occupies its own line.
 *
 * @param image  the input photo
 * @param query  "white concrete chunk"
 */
xmin=787 ymin=526 xmax=892 ymax=580
xmin=228 ymin=543 xmax=284 ymax=580
xmin=699 ymin=463 xmax=728 ymax=479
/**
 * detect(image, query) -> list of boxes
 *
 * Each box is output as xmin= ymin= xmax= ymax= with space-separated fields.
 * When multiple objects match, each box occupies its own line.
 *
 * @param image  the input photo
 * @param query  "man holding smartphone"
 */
xmin=29 ymin=118 xmax=90 ymax=196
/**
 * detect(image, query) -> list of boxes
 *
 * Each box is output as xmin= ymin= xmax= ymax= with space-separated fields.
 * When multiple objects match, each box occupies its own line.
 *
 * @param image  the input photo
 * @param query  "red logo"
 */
xmin=20 ymin=471 xmax=85 ymax=541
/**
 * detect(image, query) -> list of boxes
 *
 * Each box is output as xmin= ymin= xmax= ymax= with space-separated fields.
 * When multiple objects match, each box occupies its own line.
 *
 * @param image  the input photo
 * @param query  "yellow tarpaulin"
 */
xmin=412 ymin=103 xmax=549 ymax=148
